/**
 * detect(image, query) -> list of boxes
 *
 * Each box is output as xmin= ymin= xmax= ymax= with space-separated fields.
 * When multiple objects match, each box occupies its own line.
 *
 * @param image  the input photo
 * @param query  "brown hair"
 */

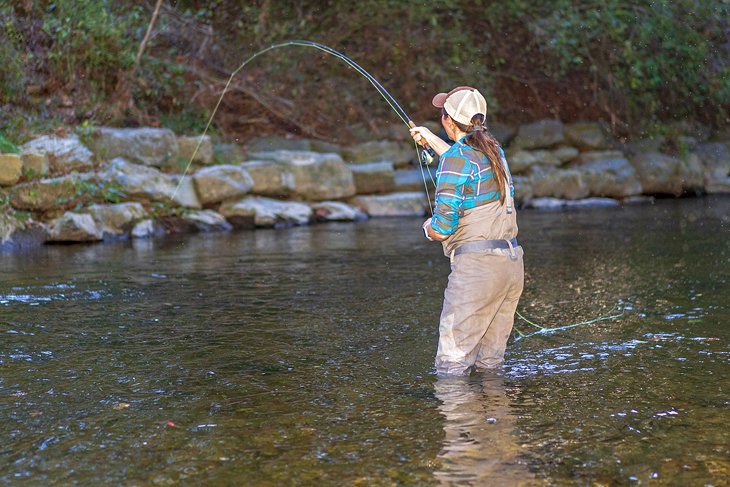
xmin=443 ymin=109 xmax=509 ymax=205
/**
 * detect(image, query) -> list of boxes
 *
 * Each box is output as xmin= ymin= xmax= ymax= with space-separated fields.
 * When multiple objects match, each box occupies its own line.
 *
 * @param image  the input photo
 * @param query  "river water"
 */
xmin=1 ymin=197 xmax=728 ymax=486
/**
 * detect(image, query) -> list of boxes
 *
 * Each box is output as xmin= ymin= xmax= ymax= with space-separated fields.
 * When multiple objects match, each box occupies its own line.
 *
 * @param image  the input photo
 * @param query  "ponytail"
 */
xmin=444 ymin=109 xmax=509 ymax=205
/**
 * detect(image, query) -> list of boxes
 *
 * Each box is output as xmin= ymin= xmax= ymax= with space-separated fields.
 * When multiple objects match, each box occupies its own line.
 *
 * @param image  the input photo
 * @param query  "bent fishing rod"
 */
xmin=174 ymin=40 xmax=436 ymax=201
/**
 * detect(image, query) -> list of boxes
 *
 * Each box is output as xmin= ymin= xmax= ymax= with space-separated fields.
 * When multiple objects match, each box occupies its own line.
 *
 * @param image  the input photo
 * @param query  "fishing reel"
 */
xmin=420 ymin=147 xmax=435 ymax=166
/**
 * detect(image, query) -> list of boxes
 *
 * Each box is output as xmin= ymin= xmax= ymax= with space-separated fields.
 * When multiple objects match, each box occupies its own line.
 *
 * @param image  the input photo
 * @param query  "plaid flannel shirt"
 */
xmin=429 ymin=135 xmax=513 ymax=235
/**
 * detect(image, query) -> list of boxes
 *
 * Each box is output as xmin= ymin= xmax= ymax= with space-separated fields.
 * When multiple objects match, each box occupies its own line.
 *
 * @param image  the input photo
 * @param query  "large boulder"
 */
xmin=84 ymin=202 xmax=147 ymax=238
xmin=577 ymin=150 xmax=626 ymax=164
xmin=511 ymin=120 xmax=565 ymax=150
xmin=181 ymin=210 xmax=233 ymax=232
xmin=564 ymin=122 xmax=608 ymax=150
xmin=48 ymin=212 xmax=103 ymax=242
xmin=628 ymin=152 xmax=704 ymax=195
xmin=341 ymin=140 xmax=414 ymax=167
xmin=0 ymin=154 xmax=22 ymax=186
xmin=192 ymin=165 xmax=254 ymax=205
xmin=240 ymin=160 xmax=296 ymax=197
xmin=0 ymin=213 xmax=48 ymax=250
xmin=247 ymin=150 xmax=355 ymax=200
xmin=576 ymin=157 xmax=643 ymax=198
xmin=246 ymin=136 xmax=312 ymax=152
xmin=85 ymin=127 xmax=178 ymax=167
xmin=507 ymin=150 xmax=561 ymax=174
xmin=349 ymin=161 xmax=395 ymax=194
xmin=20 ymin=152 xmax=49 ymax=177
xmin=512 ymin=176 xmax=534 ymax=205
xmin=9 ymin=174 xmax=100 ymax=212
xmin=693 ymin=142 xmax=730 ymax=187
xmin=20 ymin=135 xmax=94 ymax=174
xmin=177 ymin=135 xmax=213 ymax=165
xmin=349 ymin=192 xmax=428 ymax=217
xmin=213 ymin=143 xmax=246 ymax=165
xmin=167 ymin=175 xmax=201 ymax=209
xmin=531 ymin=168 xmax=589 ymax=200
xmin=100 ymin=158 xmax=178 ymax=203
xmin=310 ymin=201 xmax=368 ymax=222
xmin=489 ymin=122 xmax=517 ymax=146
xmin=393 ymin=168 xmax=436 ymax=192
xmin=219 ymin=196 xmax=313 ymax=228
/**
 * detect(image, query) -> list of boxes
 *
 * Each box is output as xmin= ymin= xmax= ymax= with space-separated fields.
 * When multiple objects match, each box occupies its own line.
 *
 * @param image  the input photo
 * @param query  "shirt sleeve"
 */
xmin=430 ymin=152 xmax=470 ymax=235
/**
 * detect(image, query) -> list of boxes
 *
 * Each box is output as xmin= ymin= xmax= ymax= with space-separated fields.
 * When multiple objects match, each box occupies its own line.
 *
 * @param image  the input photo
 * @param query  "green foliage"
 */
xmin=0 ymin=15 xmax=25 ymax=105
xmin=0 ymin=133 xmax=19 ymax=154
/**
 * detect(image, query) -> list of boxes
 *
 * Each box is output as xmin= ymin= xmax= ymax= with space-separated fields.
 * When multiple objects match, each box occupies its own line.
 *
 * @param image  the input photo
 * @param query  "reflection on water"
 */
xmin=0 ymin=196 xmax=728 ymax=485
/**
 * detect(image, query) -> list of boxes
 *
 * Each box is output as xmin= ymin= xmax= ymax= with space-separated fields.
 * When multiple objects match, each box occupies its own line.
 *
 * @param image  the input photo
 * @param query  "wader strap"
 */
xmin=501 ymin=153 xmax=514 ymax=214
xmin=453 ymin=238 xmax=519 ymax=261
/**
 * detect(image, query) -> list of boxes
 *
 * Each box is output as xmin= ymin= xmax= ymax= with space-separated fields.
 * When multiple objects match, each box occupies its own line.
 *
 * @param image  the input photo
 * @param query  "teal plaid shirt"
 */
xmin=429 ymin=136 xmax=513 ymax=235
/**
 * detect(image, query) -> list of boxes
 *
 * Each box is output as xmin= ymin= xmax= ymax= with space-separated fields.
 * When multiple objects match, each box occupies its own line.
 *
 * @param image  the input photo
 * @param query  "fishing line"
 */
xmin=172 ymin=40 xmax=435 ymax=210
xmin=512 ymin=304 xmax=625 ymax=340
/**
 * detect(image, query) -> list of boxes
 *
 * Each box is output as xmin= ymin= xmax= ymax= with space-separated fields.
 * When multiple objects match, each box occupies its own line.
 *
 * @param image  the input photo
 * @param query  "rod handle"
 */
xmin=408 ymin=120 xmax=436 ymax=158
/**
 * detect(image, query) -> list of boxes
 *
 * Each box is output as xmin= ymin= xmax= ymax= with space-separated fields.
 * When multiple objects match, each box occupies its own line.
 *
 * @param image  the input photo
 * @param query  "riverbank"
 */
xmin=1 ymin=119 xmax=729 ymax=251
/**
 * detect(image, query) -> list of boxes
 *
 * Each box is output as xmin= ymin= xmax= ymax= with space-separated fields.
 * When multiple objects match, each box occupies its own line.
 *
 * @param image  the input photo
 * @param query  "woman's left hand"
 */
xmin=423 ymin=219 xmax=449 ymax=241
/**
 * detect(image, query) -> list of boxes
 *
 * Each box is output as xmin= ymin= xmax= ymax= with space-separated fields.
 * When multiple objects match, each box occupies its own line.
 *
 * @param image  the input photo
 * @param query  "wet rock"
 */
xmin=192 ymin=165 xmax=254 ymax=206
xmin=524 ymin=197 xmax=566 ymax=210
xmin=85 ymin=127 xmax=178 ymax=167
xmin=84 ymin=202 xmax=147 ymax=238
xmin=132 ymin=219 xmax=156 ymax=238
xmin=247 ymin=150 xmax=355 ymax=200
xmin=526 ymin=197 xmax=620 ymax=210
xmin=239 ymin=160 xmax=296 ymax=198
xmin=349 ymin=161 xmax=395 ymax=194
xmin=693 ymin=143 xmax=730 ymax=192
xmin=577 ymin=157 xmax=643 ymax=198
xmin=393 ymin=168 xmax=436 ymax=192
xmin=213 ymin=143 xmax=246 ymax=164
xmin=219 ymin=196 xmax=312 ymax=228
xmin=181 ymin=210 xmax=233 ymax=232
xmin=0 ymin=212 xmax=48 ymax=250
xmin=628 ymin=151 xmax=703 ymax=195
xmin=622 ymin=196 xmax=655 ymax=205
xmin=511 ymin=120 xmax=565 ymax=150
xmin=101 ymin=158 xmax=178 ymax=203
xmin=9 ymin=174 xmax=99 ymax=212
xmin=531 ymin=168 xmax=589 ymax=199
xmin=564 ymin=122 xmax=608 ymax=150
xmin=20 ymin=152 xmax=49 ymax=177
xmin=167 ymin=175 xmax=201 ymax=209
xmin=19 ymin=135 xmax=94 ymax=174
xmin=0 ymin=154 xmax=22 ymax=186
xmin=246 ymin=136 xmax=312 ymax=152
xmin=311 ymin=201 xmax=368 ymax=222
xmin=341 ymin=140 xmax=414 ymax=167
xmin=48 ymin=212 xmax=103 ymax=242
xmin=177 ymin=135 xmax=213 ymax=165
xmin=349 ymin=192 xmax=428 ymax=217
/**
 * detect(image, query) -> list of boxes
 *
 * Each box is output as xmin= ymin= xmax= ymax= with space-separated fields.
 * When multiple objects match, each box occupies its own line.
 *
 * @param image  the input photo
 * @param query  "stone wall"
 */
xmin=1 ymin=122 xmax=728 ymax=249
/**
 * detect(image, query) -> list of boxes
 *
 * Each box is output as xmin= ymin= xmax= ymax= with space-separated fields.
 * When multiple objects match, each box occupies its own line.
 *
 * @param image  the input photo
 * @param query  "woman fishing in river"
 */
xmin=410 ymin=86 xmax=524 ymax=376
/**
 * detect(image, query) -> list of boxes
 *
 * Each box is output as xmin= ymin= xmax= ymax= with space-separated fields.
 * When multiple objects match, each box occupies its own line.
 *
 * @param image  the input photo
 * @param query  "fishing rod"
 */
xmin=173 ymin=40 xmax=436 ymax=202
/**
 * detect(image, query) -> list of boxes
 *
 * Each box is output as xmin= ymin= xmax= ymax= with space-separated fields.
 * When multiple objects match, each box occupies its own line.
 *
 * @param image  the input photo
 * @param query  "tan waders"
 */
xmin=435 ymin=199 xmax=524 ymax=375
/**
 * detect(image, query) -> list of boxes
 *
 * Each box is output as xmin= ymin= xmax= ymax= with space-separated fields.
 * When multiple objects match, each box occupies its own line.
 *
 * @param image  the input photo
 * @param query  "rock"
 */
xmin=564 ymin=122 xmax=608 ymax=150
xmin=132 ymin=219 xmax=156 ymax=238
xmin=341 ymin=140 xmax=414 ymax=167
xmin=508 ymin=150 xmax=561 ymax=174
xmin=622 ymin=135 xmax=665 ymax=156
xmin=177 ymin=135 xmax=213 ymax=165
xmin=84 ymin=202 xmax=146 ymax=238
xmin=181 ymin=210 xmax=233 ymax=232
xmin=192 ymin=165 xmax=254 ymax=205
xmin=20 ymin=152 xmax=49 ymax=176
xmin=512 ymin=176 xmax=534 ymax=205
xmin=531 ymin=168 xmax=589 ymax=199
xmin=564 ymin=198 xmax=620 ymax=208
xmin=694 ymin=143 xmax=730 ymax=194
xmin=247 ymin=150 xmax=355 ymax=200
xmin=394 ymin=168 xmax=436 ymax=192
xmin=311 ymin=201 xmax=368 ymax=222
xmin=19 ymin=135 xmax=94 ymax=174
xmin=553 ymin=146 xmax=580 ymax=163
xmin=101 ymin=158 xmax=178 ymax=203
xmin=512 ymin=120 xmax=565 ymax=150
xmin=240 ymin=160 xmax=296 ymax=197
xmin=629 ymin=152 xmax=703 ymax=195
xmin=85 ymin=127 xmax=178 ymax=167
xmin=349 ymin=192 xmax=428 ymax=217
xmin=48 ymin=212 xmax=103 ymax=242
xmin=246 ymin=136 xmax=312 ymax=152
xmin=309 ymin=139 xmax=343 ymax=154
xmin=0 ymin=154 xmax=22 ymax=186
xmin=0 ymin=216 xmax=48 ymax=250
xmin=167 ymin=175 xmax=202 ymax=209
xmin=9 ymin=174 xmax=99 ymax=212
xmin=219 ymin=196 xmax=313 ymax=228
xmin=577 ymin=150 xmax=626 ymax=164
xmin=213 ymin=143 xmax=246 ymax=164
xmin=524 ymin=197 xmax=566 ymax=210
xmin=577 ymin=157 xmax=643 ymax=198
xmin=489 ymin=122 xmax=517 ymax=146
xmin=622 ymin=196 xmax=655 ymax=205
xmin=349 ymin=161 xmax=395 ymax=194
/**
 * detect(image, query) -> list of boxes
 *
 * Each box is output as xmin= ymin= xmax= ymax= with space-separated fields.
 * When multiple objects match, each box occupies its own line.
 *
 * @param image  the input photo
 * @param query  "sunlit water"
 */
xmin=1 ymin=197 xmax=728 ymax=485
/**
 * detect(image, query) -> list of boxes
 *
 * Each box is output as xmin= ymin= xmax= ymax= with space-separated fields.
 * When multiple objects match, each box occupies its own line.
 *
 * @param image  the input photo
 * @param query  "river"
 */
xmin=1 ymin=196 xmax=728 ymax=485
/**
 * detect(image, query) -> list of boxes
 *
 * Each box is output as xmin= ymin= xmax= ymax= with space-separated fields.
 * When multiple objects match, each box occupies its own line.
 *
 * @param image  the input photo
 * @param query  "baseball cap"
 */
xmin=432 ymin=86 xmax=488 ymax=125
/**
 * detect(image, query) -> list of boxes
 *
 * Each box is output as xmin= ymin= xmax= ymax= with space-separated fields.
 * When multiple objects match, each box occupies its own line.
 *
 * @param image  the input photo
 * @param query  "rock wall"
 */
xmin=1 ymin=122 xmax=728 ymax=249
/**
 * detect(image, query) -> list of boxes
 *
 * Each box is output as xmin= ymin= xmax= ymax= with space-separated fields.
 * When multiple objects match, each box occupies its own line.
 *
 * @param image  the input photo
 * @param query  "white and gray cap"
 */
xmin=432 ymin=86 xmax=488 ymax=125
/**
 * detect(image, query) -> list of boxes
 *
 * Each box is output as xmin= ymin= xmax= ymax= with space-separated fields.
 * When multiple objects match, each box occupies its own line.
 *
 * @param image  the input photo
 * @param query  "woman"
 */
xmin=410 ymin=86 xmax=524 ymax=376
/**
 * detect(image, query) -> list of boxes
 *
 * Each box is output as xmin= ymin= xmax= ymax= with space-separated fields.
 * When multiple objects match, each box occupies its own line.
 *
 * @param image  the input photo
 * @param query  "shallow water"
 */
xmin=1 ymin=196 xmax=728 ymax=485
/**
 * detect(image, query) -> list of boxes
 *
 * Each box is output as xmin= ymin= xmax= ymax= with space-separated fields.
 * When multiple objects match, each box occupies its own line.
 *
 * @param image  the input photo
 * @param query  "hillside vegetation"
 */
xmin=1 ymin=0 xmax=728 ymax=145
